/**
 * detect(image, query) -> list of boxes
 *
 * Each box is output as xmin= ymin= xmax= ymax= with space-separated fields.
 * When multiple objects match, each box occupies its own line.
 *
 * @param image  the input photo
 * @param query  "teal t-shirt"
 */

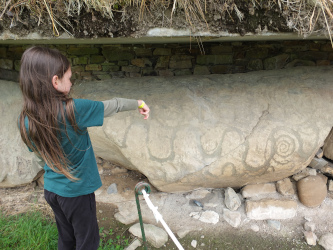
xmin=30 ymin=99 xmax=104 ymax=197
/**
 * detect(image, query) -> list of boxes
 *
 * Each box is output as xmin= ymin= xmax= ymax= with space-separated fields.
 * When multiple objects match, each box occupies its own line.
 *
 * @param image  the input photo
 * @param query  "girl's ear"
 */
xmin=52 ymin=75 xmax=59 ymax=90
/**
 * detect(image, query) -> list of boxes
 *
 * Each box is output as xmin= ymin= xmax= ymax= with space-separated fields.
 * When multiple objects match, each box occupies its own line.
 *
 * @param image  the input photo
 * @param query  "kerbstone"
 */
xmin=2 ymin=66 xmax=333 ymax=190
xmin=0 ymin=80 xmax=42 ymax=187
xmin=87 ymin=67 xmax=333 ymax=192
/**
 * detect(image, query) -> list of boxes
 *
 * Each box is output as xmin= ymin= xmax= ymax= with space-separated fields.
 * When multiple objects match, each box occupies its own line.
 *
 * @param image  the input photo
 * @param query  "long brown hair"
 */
xmin=19 ymin=46 xmax=78 ymax=180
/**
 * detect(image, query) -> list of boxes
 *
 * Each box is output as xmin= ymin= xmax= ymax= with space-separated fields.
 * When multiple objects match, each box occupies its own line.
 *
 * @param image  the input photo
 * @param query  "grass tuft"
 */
xmin=0 ymin=209 xmax=131 ymax=249
xmin=0 ymin=210 xmax=58 ymax=249
xmin=98 ymin=227 xmax=130 ymax=250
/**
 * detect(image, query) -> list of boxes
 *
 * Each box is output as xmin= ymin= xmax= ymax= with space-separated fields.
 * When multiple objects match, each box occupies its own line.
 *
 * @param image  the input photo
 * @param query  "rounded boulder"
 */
xmin=297 ymin=175 xmax=327 ymax=208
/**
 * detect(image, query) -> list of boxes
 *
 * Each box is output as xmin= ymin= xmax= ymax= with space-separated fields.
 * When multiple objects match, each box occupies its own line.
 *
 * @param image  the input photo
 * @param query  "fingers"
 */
xmin=137 ymin=100 xmax=150 ymax=119
xmin=139 ymin=106 xmax=150 ymax=119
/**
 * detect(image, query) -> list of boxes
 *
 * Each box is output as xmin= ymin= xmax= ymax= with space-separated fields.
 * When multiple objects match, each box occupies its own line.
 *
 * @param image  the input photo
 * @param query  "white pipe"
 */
xmin=142 ymin=190 xmax=184 ymax=250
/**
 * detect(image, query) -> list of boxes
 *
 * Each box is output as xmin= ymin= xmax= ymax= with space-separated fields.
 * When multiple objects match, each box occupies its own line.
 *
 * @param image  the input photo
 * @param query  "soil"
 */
xmin=0 ymin=1 xmax=326 ymax=39
xmin=1 ymin=168 xmax=332 ymax=250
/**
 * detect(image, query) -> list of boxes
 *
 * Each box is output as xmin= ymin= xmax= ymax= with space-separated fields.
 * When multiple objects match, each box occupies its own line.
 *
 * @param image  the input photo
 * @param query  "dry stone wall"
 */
xmin=0 ymin=40 xmax=332 ymax=82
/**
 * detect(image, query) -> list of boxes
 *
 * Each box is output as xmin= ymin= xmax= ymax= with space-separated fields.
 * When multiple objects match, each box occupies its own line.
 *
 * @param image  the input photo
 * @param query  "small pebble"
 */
xmin=267 ymin=220 xmax=281 ymax=231
xmin=251 ymin=224 xmax=260 ymax=232
xmin=193 ymin=200 xmax=204 ymax=208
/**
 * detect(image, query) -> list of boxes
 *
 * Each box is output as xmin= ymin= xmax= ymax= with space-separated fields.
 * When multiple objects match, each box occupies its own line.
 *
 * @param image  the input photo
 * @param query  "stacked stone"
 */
xmin=0 ymin=40 xmax=332 ymax=82
xmin=118 ymin=151 xmax=332 ymax=248
xmin=240 ymin=146 xmax=333 ymax=248
xmin=112 ymin=174 xmax=332 ymax=248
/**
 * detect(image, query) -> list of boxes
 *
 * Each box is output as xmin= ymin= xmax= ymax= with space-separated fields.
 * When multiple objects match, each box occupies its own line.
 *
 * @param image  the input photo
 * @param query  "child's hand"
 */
xmin=138 ymin=100 xmax=150 ymax=119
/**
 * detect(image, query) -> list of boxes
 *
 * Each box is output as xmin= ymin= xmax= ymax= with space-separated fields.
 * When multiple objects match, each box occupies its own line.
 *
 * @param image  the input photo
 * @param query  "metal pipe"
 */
xmin=134 ymin=182 xmax=151 ymax=250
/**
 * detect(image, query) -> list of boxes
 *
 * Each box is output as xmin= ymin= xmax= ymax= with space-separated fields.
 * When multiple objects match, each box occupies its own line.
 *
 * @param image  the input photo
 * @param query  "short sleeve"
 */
xmin=73 ymin=99 xmax=104 ymax=128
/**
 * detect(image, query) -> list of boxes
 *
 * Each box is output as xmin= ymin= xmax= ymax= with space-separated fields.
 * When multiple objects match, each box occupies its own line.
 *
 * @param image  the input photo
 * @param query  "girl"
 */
xmin=18 ymin=46 xmax=150 ymax=250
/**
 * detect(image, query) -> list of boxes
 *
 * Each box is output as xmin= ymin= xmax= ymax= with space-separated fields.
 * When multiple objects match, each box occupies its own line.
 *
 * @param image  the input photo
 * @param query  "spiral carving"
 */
xmin=275 ymin=135 xmax=296 ymax=158
xmin=270 ymin=128 xmax=301 ymax=165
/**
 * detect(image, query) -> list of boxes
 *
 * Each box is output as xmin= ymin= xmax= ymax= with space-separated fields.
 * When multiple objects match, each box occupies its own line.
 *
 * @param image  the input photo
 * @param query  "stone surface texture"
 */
xmin=319 ymin=233 xmax=333 ymax=250
xmin=129 ymin=223 xmax=168 ymax=248
xmin=242 ymin=183 xmax=277 ymax=198
xmin=245 ymin=199 xmax=298 ymax=220
xmin=292 ymin=167 xmax=317 ymax=181
xmin=1 ymin=66 xmax=333 ymax=191
xmin=304 ymin=221 xmax=316 ymax=232
xmin=125 ymin=239 xmax=142 ymax=250
xmin=0 ymin=80 xmax=42 ymax=187
xmin=222 ymin=208 xmax=242 ymax=228
xmin=297 ymin=175 xmax=328 ymax=208
xmin=276 ymin=178 xmax=295 ymax=196
xmin=1 ymin=41 xmax=331 ymax=83
xmin=85 ymin=66 xmax=333 ymax=192
xmin=224 ymin=187 xmax=242 ymax=211
xmin=304 ymin=231 xmax=317 ymax=246
xmin=324 ymin=129 xmax=333 ymax=160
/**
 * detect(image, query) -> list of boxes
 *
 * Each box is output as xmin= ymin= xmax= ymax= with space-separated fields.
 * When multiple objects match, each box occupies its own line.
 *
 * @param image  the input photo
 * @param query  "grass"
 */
xmin=0 ymin=210 xmax=58 ymax=249
xmin=0 ymin=210 xmax=130 ymax=250
xmin=98 ymin=227 xmax=129 ymax=250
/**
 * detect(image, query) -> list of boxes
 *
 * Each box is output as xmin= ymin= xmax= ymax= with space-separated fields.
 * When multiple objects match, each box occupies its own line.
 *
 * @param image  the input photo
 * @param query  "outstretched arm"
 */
xmin=102 ymin=98 xmax=150 ymax=119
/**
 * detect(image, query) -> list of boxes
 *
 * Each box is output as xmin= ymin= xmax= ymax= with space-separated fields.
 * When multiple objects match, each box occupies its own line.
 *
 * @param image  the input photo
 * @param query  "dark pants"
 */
xmin=44 ymin=190 xmax=100 ymax=250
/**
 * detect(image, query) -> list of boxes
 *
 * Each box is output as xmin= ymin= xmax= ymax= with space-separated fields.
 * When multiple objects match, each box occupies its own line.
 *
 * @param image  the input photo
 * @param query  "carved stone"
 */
xmin=1 ymin=66 xmax=333 ymax=191
xmin=78 ymin=66 xmax=333 ymax=192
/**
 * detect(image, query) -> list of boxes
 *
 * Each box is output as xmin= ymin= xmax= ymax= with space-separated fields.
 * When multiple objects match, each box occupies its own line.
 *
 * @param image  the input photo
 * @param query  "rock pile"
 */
xmin=102 ymin=148 xmax=333 ymax=249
